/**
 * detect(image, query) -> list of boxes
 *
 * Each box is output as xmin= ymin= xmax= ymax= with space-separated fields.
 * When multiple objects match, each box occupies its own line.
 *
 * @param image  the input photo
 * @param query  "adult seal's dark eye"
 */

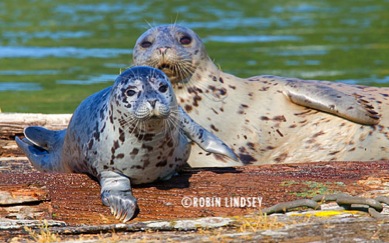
xmin=158 ymin=85 xmax=168 ymax=93
xmin=126 ymin=89 xmax=137 ymax=96
xmin=140 ymin=41 xmax=152 ymax=48
xmin=180 ymin=36 xmax=192 ymax=45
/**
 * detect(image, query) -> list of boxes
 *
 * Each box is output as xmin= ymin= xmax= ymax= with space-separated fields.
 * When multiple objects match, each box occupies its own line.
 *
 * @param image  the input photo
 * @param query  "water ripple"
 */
xmin=0 ymin=46 xmax=131 ymax=58
xmin=0 ymin=82 xmax=42 ymax=92
xmin=205 ymin=35 xmax=302 ymax=43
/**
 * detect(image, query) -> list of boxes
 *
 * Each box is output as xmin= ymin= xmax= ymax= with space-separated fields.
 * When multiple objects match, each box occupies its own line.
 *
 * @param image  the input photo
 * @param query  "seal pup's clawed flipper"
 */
xmin=178 ymin=106 xmax=239 ymax=162
xmin=99 ymin=171 xmax=139 ymax=222
xmin=283 ymin=79 xmax=380 ymax=125
xmin=15 ymin=126 xmax=66 ymax=172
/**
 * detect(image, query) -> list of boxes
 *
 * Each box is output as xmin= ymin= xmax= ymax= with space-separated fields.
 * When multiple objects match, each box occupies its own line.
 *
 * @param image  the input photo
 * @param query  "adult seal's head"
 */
xmin=16 ymin=66 xmax=237 ymax=222
xmin=133 ymin=25 xmax=209 ymax=86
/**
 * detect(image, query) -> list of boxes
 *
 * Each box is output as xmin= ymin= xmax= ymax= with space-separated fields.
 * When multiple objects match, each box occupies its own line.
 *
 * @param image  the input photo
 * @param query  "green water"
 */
xmin=1 ymin=0 xmax=389 ymax=113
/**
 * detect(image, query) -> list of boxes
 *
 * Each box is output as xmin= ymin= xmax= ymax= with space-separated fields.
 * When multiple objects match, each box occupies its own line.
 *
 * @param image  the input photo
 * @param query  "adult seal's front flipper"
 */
xmin=284 ymin=79 xmax=380 ymax=125
xmin=178 ymin=106 xmax=239 ymax=162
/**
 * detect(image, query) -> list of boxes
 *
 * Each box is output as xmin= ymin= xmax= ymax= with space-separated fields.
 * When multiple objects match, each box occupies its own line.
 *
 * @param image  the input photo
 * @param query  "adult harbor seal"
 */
xmin=132 ymin=24 xmax=389 ymax=167
xmin=16 ymin=66 xmax=237 ymax=222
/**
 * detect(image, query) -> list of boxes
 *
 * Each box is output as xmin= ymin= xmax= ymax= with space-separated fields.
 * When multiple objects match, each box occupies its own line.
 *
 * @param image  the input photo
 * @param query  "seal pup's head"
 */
xmin=133 ymin=25 xmax=208 ymax=86
xmin=111 ymin=66 xmax=176 ymax=123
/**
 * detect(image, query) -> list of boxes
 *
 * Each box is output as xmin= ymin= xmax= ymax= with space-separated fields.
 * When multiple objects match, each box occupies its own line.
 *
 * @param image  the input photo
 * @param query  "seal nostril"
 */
xmin=158 ymin=47 xmax=170 ymax=55
xmin=148 ymin=99 xmax=157 ymax=108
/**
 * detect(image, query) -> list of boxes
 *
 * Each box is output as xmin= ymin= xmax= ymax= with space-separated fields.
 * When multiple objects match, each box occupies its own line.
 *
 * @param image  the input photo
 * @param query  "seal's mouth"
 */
xmin=157 ymin=64 xmax=177 ymax=82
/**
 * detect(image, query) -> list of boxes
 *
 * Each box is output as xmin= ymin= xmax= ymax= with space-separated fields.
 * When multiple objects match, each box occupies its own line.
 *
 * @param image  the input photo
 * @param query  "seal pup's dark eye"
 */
xmin=126 ymin=89 xmax=137 ymax=96
xmin=180 ymin=36 xmax=192 ymax=45
xmin=158 ymin=84 xmax=168 ymax=93
xmin=140 ymin=41 xmax=152 ymax=48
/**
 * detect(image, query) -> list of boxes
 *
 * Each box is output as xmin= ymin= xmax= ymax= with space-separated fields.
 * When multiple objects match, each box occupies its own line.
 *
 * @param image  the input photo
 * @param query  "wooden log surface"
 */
xmin=0 ymin=113 xmax=71 ymax=138
xmin=1 ymin=157 xmax=389 ymax=241
xmin=1 ymin=113 xmax=389 ymax=241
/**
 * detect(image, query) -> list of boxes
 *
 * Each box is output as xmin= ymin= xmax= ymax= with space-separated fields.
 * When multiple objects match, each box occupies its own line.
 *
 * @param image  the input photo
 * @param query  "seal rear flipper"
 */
xmin=178 ymin=107 xmax=239 ymax=162
xmin=15 ymin=136 xmax=61 ymax=172
xmin=24 ymin=126 xmax=65 ymax=151
xmin=284 ymin=79 xmax=380 ymax=125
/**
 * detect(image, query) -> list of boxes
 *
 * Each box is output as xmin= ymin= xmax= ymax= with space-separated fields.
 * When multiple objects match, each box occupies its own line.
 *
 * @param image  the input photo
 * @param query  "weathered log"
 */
xmin=1 ymin=159 xmax=389 ymax=241
xmin=0 ymin=113 xmax=71 ymax=139
xmin=0 ymin=113 xmax=71 ymax=156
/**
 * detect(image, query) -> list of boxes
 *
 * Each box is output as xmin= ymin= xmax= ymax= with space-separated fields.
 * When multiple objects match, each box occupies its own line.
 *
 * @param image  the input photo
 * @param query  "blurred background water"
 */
xmin=0 ymin=0 xmax=388 ymax=113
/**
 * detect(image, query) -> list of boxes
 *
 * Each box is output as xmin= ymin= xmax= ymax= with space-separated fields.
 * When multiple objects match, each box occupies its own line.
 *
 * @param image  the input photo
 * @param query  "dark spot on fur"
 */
xmin=131 ymin=165 xmax=143 ymax=169
xmin=116 ymin=153 xmax=124 ymax=159
xmin=219 ymin=88 xmax=227 ymax=96
xmin=156 ymin=160 xmax=168 ymax=167
xmin=261 ymin=116 xmax=270 ymax=121
xmin=143 ymin=133 xmax=155 ymax=141
xmin=276 ymin=129 xmax=284 ymax=137
xmin=211 ymin=108 xmax=219 ymax=115
xmin=141 ymin=143 xmax=153 ymax=152
xmin=167 ymin=139 xmax=174 ymax=148
xmin=247 ymin=142 xmax=255 ymax=150
xmin=113 ymin=140 xmax=120 ymax=150
xmin=130 ymin=148 xmax=139 ymax=155
xmin=219 ymin=77 xmax=224 ymax=83
xmin=274 ymin=152 xmax=288 ymax=163
xmin=193 ymin=95 xmax=202 ymax=107
xmin=259 ymin=86 xmax=270 ymax=91
xmin=118 ymin=128 xmax=125 ymax=142
xmin=313 ymin=131 xmax=325 ymax=137
xmin=328 ymin=151 xmax=340 ymax=155
xmin=239 ymin=153 xmax=257 ymax=165
xmin=210 ymin=124 xmax=219 ymax=132
xmin=87 ymin=139 xmax=94 ymax=150
xmin=229 ymin=85 xmax=236 ymax=89
xmin=273 ymin=115 xmax=286 ymax=122
xmin=185 ymin=104 xmax=193 ymax=112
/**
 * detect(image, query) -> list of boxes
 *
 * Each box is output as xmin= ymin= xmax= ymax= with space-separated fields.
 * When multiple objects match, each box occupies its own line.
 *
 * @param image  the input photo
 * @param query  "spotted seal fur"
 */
xmin=133 ymin=24 xmax=389 ymax=167
xmin=16 ymin=66 xmax=237 ymax=222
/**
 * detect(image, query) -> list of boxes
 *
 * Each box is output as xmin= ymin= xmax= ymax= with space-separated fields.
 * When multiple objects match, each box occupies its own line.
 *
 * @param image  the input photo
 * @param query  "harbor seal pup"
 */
xmin=132 ymin=24 xmax=389 ymax=167
xmin=16 ymin=66 xmax=237 ymax=222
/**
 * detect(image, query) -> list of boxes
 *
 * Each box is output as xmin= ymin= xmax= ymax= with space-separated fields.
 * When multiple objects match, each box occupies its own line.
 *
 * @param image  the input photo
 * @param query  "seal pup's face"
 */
xmin=133 ymin=25 xmax=207 ymax=85
xmin=112 ymin=66 xmax=176 ymax=122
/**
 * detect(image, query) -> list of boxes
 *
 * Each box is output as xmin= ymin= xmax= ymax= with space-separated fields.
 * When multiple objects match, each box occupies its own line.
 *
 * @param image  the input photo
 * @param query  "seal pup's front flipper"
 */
xmin=99 ymin=171 xmax=139 ymax=223
xmin=284 ymin=79 xmax=380 ymax=125
xmin=178 ymin=106 xmax=239 ymax=162
xmin=15 ymin=126 xmax=66 ymax=172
